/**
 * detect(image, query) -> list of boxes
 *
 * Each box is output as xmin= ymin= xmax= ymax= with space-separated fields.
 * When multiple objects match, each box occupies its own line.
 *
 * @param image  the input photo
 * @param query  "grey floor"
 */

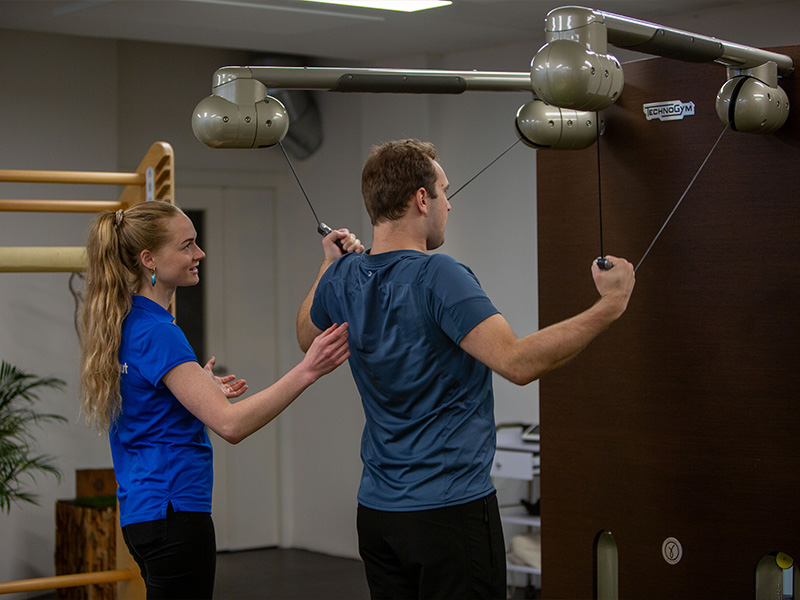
xmin=32 ymin=548 xmax=369 ymax=600
xmin=36 ymin=547 xmax=536 ymax=599
xmin=212 ymin=548 xmax=536 ymax=600
xmin=213 ymin=548 xmax=370 ymax=600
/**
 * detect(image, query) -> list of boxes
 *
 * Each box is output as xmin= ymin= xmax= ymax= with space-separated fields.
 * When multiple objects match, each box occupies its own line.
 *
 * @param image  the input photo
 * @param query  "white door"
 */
xmin=180 ymin=185 xmax=280 ymax=551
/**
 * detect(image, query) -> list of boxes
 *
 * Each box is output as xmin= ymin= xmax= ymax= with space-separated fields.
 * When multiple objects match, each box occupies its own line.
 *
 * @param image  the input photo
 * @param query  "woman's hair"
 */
xmin=79 ymin=201 xmax=183 ymax=431
xmin=361 ymin=139 xmax=439 ymax=225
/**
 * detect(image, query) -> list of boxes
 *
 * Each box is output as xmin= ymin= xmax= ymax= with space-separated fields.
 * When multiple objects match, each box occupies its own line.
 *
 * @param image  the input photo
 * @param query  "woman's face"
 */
xmin=150 ymin=213 xmax=206 ymax=288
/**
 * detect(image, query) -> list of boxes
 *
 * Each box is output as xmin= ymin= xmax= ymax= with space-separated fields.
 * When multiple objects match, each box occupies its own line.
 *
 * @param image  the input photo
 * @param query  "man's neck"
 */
xmin=371 ymin=221 xmax=427 ymax=255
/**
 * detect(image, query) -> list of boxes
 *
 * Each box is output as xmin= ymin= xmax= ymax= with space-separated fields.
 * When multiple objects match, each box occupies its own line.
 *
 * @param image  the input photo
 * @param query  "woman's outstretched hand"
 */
xmin=203 ymin=356 xmax=248 ymax=399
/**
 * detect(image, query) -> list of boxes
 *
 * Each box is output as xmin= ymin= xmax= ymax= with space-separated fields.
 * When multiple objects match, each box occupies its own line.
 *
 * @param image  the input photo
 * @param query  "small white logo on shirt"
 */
xmin=120 ymin=362 xmax=129 ymax=374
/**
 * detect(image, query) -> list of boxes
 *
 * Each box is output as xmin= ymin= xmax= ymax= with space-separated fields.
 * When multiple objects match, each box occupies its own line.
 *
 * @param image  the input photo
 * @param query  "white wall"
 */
xmin=0 ymin=30 xmax=120 ymax=596
xmin=1 ymin=0 xmax=799 ymax=590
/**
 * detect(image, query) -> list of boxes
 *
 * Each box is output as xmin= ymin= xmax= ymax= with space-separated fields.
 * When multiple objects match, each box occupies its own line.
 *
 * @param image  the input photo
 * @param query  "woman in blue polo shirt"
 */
xmin=79 ymin=200 xmax=362 ymax=599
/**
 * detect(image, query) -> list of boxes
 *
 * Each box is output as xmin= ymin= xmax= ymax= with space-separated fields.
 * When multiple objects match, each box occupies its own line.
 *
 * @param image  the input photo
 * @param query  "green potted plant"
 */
xmin=0 ymin=360 xmax=67 ymax=513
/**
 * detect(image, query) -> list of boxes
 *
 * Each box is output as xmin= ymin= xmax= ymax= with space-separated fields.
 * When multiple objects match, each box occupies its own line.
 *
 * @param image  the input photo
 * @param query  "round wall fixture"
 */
xmin=662 ymin=537 xmax=683 ymax=565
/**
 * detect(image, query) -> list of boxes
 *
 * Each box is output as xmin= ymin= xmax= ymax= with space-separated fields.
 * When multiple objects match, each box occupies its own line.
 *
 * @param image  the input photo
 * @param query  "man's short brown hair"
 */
xmin=361 ymin=139 xmax=439 ymax=225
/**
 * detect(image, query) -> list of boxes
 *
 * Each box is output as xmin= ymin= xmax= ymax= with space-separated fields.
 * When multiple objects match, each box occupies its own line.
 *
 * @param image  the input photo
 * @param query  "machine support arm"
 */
xmin=212 ymin=66 xmax=534 ymax=94
xmin=598 ymin=10 xmax=794 ymax=76
xmin=532 ymin=6 xmax=793 ymax=131
xmin=191 ymin=6 xmax=795 ymax=149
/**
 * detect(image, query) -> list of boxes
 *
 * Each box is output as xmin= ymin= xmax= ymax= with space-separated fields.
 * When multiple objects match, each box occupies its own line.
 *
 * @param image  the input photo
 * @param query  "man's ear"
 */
xmin=414 ymin=187 xmax=428 ymax=215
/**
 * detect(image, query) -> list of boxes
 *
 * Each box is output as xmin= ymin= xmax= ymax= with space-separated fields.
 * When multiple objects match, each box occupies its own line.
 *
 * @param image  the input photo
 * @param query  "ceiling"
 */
xmin=0 ymin=0 xmax=758 ymax=63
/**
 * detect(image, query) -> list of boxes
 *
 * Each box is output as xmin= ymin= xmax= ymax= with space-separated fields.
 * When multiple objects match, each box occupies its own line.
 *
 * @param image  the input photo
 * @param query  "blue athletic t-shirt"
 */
xmin=112 ymin=295 xmax=212 ymax=527
xmin=310 ymin=250 xmax=500 ymax=511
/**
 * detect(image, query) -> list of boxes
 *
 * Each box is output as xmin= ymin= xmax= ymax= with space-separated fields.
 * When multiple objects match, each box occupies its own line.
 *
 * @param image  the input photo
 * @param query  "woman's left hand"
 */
xmin=203 ymin=356 xmax=248 ymax=399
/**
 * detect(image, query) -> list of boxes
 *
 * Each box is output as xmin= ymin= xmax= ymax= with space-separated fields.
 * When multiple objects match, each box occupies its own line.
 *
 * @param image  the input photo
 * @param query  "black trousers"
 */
xmin=357 ymin=492 xmax=507 ymax=600
xmin=121 ymin=504 xmax=216 ymax=600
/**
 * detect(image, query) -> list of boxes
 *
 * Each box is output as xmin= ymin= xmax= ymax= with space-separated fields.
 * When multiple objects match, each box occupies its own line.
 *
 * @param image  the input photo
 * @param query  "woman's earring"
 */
xmin=150 ymin=268 xmax=157 ymax=287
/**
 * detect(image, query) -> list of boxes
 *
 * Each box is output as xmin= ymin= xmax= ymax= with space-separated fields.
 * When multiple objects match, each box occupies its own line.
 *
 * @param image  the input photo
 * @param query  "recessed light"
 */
xmin=297 ymin=1 xmax=452 ymax=12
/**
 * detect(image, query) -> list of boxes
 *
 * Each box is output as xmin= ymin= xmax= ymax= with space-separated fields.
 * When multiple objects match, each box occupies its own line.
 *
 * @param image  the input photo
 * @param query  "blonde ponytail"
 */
xmin=79 ymin=201 xmax=183 ymax=431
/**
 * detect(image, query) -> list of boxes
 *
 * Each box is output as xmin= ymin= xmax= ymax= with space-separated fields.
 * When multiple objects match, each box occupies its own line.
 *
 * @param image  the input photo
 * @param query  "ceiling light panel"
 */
xmin=297 ymin=1 xmax=452 ymax=12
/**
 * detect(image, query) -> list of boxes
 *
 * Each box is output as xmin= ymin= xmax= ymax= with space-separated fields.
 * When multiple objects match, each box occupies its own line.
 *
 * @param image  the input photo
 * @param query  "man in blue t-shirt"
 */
xmin=297 ymin=139 xmax=636 ymax=599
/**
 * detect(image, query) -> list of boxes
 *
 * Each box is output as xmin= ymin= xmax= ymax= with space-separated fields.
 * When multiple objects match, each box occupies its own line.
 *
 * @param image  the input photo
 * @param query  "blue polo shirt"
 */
xmin=310 ymin=250 xmax=500 ymax=511
xmin=112 ymin=295 xmax=212 ymax=527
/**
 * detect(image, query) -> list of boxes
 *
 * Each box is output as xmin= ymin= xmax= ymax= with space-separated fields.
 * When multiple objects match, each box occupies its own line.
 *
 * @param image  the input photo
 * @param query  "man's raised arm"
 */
xmin=459 ymin=255 xmax=635 ymax=385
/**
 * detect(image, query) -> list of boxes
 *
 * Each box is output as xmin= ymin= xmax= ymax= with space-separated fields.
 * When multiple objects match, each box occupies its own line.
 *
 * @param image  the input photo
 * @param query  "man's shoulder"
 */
xmin=427 ymin=252 xmax=457 ymax=264
xmin=320 ymin=252 xmax=361 ymax=278
xmin=424 ymin=253 xmax=473 ymax=279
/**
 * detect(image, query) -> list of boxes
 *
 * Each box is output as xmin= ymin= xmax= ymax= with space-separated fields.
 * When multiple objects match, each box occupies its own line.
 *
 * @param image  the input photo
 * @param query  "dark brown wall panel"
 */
xmin=538 ymin=47 xmax=800 ymax=599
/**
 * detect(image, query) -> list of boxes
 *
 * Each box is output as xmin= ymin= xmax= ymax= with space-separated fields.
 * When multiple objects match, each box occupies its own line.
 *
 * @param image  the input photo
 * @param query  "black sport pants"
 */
xmin=121 ymin=504 xmax=216 ymax=599
xmin=357 ymin=492 xmax=506 ymax=600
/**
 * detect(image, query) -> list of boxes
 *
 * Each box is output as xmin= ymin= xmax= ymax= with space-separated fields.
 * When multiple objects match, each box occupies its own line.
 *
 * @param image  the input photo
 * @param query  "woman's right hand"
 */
xmin=303 ymin=322 xmax=351 ymax=379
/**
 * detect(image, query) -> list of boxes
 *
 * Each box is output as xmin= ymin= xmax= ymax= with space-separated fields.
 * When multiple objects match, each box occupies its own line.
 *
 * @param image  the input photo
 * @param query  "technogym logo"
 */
xmin=643 ymin=100 xmax=696 ymax=122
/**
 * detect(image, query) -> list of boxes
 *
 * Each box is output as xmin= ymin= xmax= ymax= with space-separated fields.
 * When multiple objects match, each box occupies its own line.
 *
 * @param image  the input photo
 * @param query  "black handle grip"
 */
xmin=596 ymin=257 xmax=613 ymax=270
xmin=318 ymin=223 xmax=345 ymax=253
